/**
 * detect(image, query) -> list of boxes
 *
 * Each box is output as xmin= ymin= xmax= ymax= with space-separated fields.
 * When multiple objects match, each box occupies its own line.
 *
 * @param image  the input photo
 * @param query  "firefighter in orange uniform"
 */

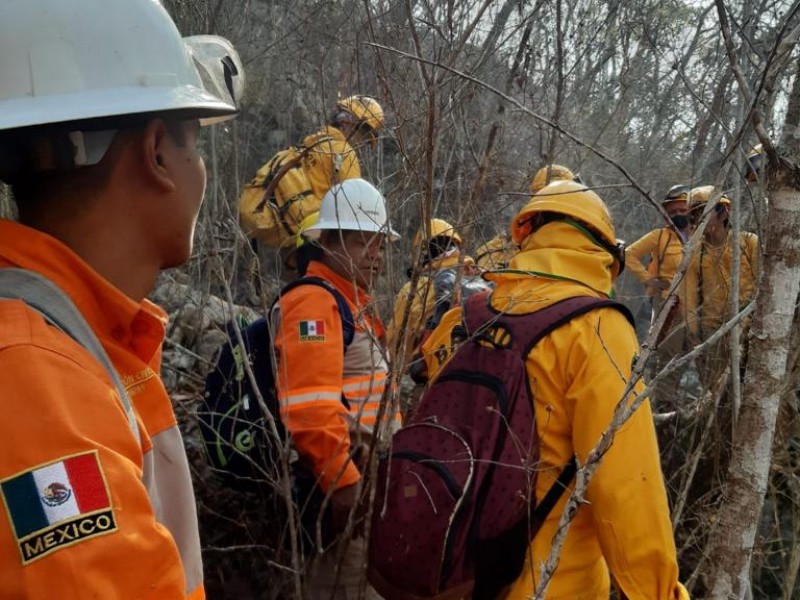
xmin=681 ymin=186 xmax=759 ymax=386
xmin=272 ymin=178 xmax=401 ymax=598
xmin=0 ymin=1 xmax=243 ymax=598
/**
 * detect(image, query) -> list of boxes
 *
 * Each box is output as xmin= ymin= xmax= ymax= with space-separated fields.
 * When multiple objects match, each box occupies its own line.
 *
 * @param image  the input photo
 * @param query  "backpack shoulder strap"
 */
xmin=464 ymin=293 xmax=634 ymax=356
xmin=275 ymin=276 xmax=356 ymax=348
xmin=463 ymin=293 xmax=633 ymax=531
xmin=0 ymin=268 xmax=141 ymax=445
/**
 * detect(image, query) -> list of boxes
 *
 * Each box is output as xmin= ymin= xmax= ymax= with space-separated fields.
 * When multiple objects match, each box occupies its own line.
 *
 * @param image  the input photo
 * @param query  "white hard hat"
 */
xmin=305 ymin=179 xmax=400 ymax=241
xmin=0 ymin=0 xmax=244 ymax=132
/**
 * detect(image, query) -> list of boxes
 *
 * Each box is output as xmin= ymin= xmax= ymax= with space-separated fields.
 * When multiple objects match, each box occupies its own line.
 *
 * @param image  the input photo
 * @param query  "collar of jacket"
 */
xmin=485 ymin=221 xmax=614 ymax=295
xmin=304 ymin=125 xmax=350 ymax=147
xmin=304 ymin=260 xmax=385 ymax=335
xmin=0 ymin=219 xmax=167 ymax=364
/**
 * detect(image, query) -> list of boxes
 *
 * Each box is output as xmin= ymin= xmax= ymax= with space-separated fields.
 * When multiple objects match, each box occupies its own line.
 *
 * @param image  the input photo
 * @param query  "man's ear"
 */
xmin=139 ymin=119 xmax=176 ymax=193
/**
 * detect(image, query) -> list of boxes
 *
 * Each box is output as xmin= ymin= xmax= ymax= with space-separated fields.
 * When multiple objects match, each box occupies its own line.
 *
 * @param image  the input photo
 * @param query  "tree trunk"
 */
xmin=703 ymin=166 xmax=800 ymax=597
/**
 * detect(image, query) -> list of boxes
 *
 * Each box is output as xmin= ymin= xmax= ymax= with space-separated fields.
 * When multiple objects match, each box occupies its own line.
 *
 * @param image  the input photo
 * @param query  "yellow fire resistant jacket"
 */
xmin=423 ymin=223 xmax=688 ymax=599
xmin=625 ymin=227 xmax=685 ymax=298
xmin=302 ymin=126 xmax=361 ymax=202
xmin=386 ymin=251 xmax=473 ymax=369
xmin=474 ymin=234 xmax=518 ymax=270
xmin=681 ymin=231 xmax=759 ymax=339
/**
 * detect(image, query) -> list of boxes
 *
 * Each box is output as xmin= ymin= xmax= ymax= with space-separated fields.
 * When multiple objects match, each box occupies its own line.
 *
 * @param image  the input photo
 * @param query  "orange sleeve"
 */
xmin=0 ymin=316 xmax=186 ymax=598
xmin=273 ymin=286 xmax=360 ymax=492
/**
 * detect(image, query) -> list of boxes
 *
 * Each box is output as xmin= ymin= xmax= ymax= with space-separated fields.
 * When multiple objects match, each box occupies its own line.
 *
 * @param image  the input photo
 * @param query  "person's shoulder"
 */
xmin=557 ymin=299 xmax=637 ymax=342
xmin=0 ymin=299 xmax=108 ymax=377
xmin=277 ymin=278 xmax=341 ymax=311
xmin=741 ymin=230 xmax=759 ymax=245
xmin=0 ymin=299 xmax=59 ymax=349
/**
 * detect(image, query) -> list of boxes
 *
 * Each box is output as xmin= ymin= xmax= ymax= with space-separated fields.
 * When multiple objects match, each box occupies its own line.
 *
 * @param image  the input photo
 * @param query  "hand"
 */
xmin=645 ymin=277 xmax=669 ymax=295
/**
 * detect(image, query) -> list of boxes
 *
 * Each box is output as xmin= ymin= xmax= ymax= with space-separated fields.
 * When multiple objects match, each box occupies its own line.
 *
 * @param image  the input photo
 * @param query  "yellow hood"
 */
xmin=485 ymin=221 xmax=615 ymax=295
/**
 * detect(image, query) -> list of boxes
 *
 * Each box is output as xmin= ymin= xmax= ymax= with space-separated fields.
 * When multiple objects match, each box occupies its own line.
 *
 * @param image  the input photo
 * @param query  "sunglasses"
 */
xmin=714 ymin=203 xmax=729 ymax=215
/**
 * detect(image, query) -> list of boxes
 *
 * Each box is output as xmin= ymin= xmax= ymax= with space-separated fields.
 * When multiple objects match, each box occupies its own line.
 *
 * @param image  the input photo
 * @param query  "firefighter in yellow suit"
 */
xmin=681 ymin=186 xmax=759 ymax=387
xmin=625 ymin=184 xmax=692 ymax=410
xmin=387 ymin=218 xmax=475 ymax=371
xmin=423 ymin=181 xmax=689 ymax=599
xmin=303 ymin=96 xmax=385 ymax=202
xmin=474 ymin=164 xmax=580 ymax=270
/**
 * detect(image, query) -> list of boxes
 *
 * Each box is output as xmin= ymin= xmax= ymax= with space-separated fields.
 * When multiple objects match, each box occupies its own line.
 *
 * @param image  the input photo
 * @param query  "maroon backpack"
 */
xmin=368 ymin=293 xmax=633 ymax=600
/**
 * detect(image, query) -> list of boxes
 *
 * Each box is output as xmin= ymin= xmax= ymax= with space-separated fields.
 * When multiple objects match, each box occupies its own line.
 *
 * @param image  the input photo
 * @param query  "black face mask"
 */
xmin=670 ymin=214 xmax=689 ymax=229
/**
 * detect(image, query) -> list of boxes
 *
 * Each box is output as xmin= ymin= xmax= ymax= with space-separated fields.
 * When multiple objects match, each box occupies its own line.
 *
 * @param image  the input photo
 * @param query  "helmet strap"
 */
xmin=562 ymin=218 xmax=625 ymax=275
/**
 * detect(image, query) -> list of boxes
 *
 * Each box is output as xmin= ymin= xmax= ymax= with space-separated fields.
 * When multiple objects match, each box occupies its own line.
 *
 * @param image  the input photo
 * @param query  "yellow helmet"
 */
xmin=336 ymin=95 xmax=385 ymax=132
xmin=530 ymin=164 xmax=578 ymax=194
xmin=662 ymin=184 xmax=690 ymax=206
xmin=513 ymin=180 xmax=616 ymax=246
xmin=688 ymin=185 xmax=730 ymax=213
xmin=512 ymin=181 xmax=624 ymax=276
xmin=745 ymin=144 xmax=764 ymax=182
xmin=412 ymin=218 xmax=462 ymax=251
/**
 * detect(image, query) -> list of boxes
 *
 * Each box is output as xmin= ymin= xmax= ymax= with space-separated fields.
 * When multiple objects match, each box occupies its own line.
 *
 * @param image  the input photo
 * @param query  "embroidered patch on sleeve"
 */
xmin=0 ymin=451 xmax=117 ymax=565
xmin=299 ymin=319 xmax=326 ymax=342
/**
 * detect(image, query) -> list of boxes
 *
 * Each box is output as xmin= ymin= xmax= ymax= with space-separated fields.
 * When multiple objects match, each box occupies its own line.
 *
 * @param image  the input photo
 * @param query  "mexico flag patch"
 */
xmin=299 ymin=319 xmax=326 ymax=342
xmin=0 ymin=451 xmax=116 ymax=564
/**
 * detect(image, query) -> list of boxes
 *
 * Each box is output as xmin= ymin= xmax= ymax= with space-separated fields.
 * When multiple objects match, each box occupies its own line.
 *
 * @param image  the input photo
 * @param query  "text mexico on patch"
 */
xmin=299 ymin=319 xmax=326 ymax=342
xmin=0 ymin=450 xmax=116 ymax=564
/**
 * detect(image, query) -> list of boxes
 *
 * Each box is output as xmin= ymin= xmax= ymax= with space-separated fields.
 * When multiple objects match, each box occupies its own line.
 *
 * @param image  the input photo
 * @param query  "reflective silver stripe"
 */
xmin=345 ymin=393 xmax=384 ymax=407
xmin=145 ymin=426 xmax=203 ymax=595
xmin=280 ymin=390 xmax=342 ymax=407
xmin=342 ymin=377 xmax=387 ymax=394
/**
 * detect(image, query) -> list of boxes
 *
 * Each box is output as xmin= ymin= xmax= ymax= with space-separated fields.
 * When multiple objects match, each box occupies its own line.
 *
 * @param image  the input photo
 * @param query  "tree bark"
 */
xmin=703 ymin=166 xmax=800 ymax=597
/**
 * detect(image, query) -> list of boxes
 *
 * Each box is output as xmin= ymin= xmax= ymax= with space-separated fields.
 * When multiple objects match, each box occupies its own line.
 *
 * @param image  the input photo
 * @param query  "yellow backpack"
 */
xmin=239 ymin=137 xmax=333 ymax=248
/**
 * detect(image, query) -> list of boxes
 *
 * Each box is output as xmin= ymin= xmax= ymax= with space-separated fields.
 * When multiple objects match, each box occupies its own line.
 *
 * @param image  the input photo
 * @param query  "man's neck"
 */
xmin=705 ymin=229 xmax=728 ymax=248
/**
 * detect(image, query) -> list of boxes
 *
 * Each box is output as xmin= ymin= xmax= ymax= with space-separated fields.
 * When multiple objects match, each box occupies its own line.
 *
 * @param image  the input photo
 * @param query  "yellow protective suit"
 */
xmin=302 ymin=125 xmax=361 ymax=201
xmin=681 ymin=231 xmax=759 ymax=339
xmin=422 ymin=223 xmax=688 ymax=599
xmin=387 ymin=251 xmax=473 ymax=369
xmin=474 ymin=234 xmax=518 ymax=270
xmin=625 ymin=227 xmax=685 ymax=298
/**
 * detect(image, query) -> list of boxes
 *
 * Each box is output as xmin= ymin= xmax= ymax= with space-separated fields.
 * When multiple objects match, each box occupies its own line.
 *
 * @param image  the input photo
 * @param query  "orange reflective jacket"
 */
xmin=0 ymin=220 xmax=203 ymax=599
xmin=273 ymin=261 xmax=400 ymax=492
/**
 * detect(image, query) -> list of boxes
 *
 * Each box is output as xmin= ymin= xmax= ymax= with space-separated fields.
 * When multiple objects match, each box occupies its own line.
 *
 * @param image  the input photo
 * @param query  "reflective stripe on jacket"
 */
xmin=0 ymin=220 xmax=202 ymax=599
xmin=273 ymin=261 xmax=400 ymax=492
